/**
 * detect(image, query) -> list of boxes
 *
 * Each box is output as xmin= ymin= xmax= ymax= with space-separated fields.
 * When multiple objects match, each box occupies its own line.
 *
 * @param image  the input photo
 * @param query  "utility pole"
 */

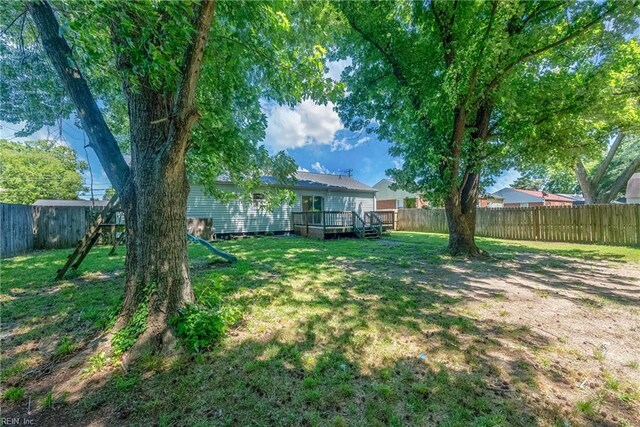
xmin=340 ymin=168 xmax=353 ymax=177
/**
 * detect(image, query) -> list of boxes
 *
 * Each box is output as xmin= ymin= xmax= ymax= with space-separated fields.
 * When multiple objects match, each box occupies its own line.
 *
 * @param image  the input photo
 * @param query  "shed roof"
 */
xmin=33 ymin=199 xmax=109 ymax=207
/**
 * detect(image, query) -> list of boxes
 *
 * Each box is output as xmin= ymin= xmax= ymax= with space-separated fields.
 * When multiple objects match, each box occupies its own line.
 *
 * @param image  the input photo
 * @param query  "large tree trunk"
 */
xmin=115 ymin=95 xmax=194 ymax=352
xmin=443 ymin=102 xmax=491 ymax=257
xmin=445 ymin=194 xmax=481 ymax=256
xmin=28 ymin=0 xmax=216 ymax=354
xmin=445 ymin=169 xmax=483 ymax=256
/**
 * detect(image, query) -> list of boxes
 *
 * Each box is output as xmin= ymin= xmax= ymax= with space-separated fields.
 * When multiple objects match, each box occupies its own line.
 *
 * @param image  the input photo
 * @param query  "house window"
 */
xmin=302 ymin=195 xmax=324 ymax=224
xmin=252 ymin=193 xmax=266 ymax=207
xmin=302 ymin=195 xmax=324 ymax=212
xmin=396 ymin=198 xmax=404 ymax=208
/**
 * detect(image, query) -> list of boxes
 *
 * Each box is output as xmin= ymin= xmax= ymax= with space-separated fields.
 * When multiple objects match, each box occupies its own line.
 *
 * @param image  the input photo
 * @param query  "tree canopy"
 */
xmin=0 ymin=139 xmax=87 ymax=204
xmin=1 ymin=0 xmax=336 ymax=201
xmin=330 ymin=0 xmax=639 ymax=254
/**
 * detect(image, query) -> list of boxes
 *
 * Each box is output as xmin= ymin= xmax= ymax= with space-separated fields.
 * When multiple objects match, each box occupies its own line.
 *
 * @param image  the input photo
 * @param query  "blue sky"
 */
xmin=1 ymin=106 xmax=518 ymax=200
xmin=0 ymin=59 xmax=519 ymax=199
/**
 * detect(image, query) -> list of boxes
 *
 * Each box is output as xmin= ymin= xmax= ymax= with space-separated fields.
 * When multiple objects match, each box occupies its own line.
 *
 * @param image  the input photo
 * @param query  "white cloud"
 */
xmin=263 ymin=100 xmax=343 ymax=151
xmin=326 ymin=59 xmax=351 ymax=82
xmin=310 ymin=161 xmax=332 ymax=174
xmin=392 ymin=159 xmax=403 ymax=169
xmin=330 ymin=136 xmax=370 ymax=152
xmin=297 ymin=166 xmax=309 ymax=172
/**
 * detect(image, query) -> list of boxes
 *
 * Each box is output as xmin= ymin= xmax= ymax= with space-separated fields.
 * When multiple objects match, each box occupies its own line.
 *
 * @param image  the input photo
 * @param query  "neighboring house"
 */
xmin=33 ymin=199 xmax=110 ymax=208
xmin=372 ymin=179 xmax=427 ymax=209
xmin=187 ymin=171 xmax=376 ymax=236
xmin=478 ymin=194 xmax=504 ymax=208
xmin=491 ymin=188 xmax=574 ymax=208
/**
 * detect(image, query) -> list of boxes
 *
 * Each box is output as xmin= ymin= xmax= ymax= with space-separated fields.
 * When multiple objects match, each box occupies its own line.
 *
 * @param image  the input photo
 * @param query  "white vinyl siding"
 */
xmin=187 ymin=185 xmax=375 ymax=234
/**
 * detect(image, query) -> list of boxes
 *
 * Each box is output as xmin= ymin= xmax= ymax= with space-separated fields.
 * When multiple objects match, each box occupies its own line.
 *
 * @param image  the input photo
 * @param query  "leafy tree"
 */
xmin=331 ymin=0 xmax=638 ymax=255
xmin=512 ymin=166 xmax=579 ymax=194
xmin=506 ymin=37 xmax=640 ymax=204
xmin=0 ymin=139 xmax=87 ymax=204
xmin=576 ymin=134 xmax=640 ymax=203
xmin=1 ymin=0 xmax=332 ymax=353
xmin=102 ymin=187 xmax=116 ymax=201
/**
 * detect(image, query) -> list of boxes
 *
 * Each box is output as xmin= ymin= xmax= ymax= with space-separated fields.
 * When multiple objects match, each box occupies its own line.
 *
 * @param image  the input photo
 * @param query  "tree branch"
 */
xmin=344 ymin=11 xmax=433 ymax=136
xmin=601 ymin=156 xmax=640 ymax=202
xmin=482 ymin=4 xmax=613 ymax=98
xmin=592 ymin=133 xmax=625 ymax=186
xmin=0 ymin=9 xmax=27 ymax=36
xmin=462 ymin=0 xmax=498 ymax=107
xmin=171 ymin=0 xmax=216 ymax=144
xmin=575 ymin=160 xmax=594 ymax=203
xmin=25 ymin=0 xmax=130 ymax=195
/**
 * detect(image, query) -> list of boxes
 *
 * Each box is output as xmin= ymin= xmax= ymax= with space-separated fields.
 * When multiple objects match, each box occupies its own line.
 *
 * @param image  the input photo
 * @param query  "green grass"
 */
xmin=2 ymin=232 xmax=639 ymax=426
xmin=2 ymin=386 xmax=25 ymax=402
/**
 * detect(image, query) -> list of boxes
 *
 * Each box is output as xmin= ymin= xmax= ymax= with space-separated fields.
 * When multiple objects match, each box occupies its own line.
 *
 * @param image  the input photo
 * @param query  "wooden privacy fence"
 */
xmin=397 ymin=205 xmax=640 ymax=246
xmin=1 ymin=203 xmax=91 ymax=258
xmin=1 ymin=203 xmax=34 ymax=258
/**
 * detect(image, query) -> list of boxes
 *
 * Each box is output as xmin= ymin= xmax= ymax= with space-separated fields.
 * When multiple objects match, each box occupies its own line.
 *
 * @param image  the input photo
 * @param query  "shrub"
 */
xmin=171 ymin=303 xmax=241 ymax=353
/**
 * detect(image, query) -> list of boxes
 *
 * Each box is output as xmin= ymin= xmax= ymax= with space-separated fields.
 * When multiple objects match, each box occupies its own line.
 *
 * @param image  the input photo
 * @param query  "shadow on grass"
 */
xmin=2 ymin=234 xmax=639 ymax=425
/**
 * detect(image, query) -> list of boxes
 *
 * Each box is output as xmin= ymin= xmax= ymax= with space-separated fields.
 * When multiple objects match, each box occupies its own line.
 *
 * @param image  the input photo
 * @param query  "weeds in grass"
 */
xmin=533 ymin=289 xmax=551 ymax=298
xmin=3 ymin=387 xmax=25 ymax=402
xmin=171 ymin=282 xmax=241 ymax=354
xmin=576 ymin=397 xmax=600 ymax=415
xmin=83 ymin=352 xmax=108 ymax=376
xmin=624 ymin=360 xmax=638 ymax=370
xmin=111 ymin=303 xmax=148 ymax=356
xmin=592 ymin=348 xmax=606 ymax=362
xmin=40 ymin=390 xmax=54 ymax=409
xmin=604 ymin=371 xmax=620 ymax=391
xmin=54 ymin=336 xmax=77 ymax=359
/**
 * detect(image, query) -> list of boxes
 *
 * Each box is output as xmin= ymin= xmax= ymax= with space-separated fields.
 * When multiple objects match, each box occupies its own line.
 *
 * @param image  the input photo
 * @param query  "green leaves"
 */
xmin=0 ymin=139 xmax=87 ymax=204
xmin=330 ymin=0 xmax=638 ymax=204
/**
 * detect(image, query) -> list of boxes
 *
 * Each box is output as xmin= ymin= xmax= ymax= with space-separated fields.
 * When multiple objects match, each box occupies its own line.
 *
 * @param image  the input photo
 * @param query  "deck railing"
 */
xmin=372 ymin=210 xmax=395 ymax=228
xmin=292 ymin=210 xmax=394 ymax=237
xmin=367 ymin=211 xmax=383 ymax=235
xmin=292 ymin=211 xmax=354 ymax=229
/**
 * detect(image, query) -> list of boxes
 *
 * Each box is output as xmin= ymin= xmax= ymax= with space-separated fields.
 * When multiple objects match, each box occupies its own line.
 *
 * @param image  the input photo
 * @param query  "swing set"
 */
xmin=55 ymin=195 xmax=237 ymax=280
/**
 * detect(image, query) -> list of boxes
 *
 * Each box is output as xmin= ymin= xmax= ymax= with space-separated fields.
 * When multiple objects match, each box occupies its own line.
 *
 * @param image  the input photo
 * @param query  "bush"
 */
xmin=171 ymin=303 xmax=241 ymax=353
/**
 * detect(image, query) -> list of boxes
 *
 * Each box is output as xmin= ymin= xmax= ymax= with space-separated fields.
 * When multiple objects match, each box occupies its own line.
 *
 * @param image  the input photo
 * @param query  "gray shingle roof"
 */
xmin=217 ymin=172 xmax=376 ymax=193
xmin=292 ymin=172 xmax=375 ymax=192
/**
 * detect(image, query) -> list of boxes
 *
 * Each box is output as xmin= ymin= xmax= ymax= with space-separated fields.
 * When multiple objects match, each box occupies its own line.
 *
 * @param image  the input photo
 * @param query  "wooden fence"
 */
xmin=1 ymin=203 xmax=34 ymax=258
xmin=1 ymin=203 xmax=91 ymax=258
xmin=397 ymin=205 xmax=640 ymax=246
xmin=32 ymin=206 xmax=88 ymax=249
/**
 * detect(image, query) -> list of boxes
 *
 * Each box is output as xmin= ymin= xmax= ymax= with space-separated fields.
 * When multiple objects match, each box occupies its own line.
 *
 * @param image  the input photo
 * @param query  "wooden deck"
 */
xmin=292 ymin=211 xmax=395 ymax=240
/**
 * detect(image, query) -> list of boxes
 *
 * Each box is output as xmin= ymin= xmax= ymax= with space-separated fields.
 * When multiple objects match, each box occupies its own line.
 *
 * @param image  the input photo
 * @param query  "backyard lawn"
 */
xmin=1 ymin=232 xmax=639 ymax=426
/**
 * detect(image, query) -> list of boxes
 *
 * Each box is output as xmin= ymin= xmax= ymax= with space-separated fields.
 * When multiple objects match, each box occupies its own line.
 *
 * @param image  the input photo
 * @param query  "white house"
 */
xmin=491 ymin=188 xmax=574 ymax=208
xmin=187 ymin=171 xmax=377 ymax=236
xmin=372 ymin=179 xmax=426 ymax=209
